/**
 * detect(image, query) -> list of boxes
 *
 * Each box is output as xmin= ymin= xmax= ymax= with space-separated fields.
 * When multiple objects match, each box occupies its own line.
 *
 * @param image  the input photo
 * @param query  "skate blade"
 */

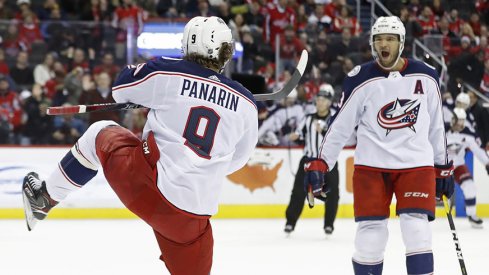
xmin=470 ymin=223 xmax=483 ymax=229
xmin=22 ymin=191 xmax=38 ymax=231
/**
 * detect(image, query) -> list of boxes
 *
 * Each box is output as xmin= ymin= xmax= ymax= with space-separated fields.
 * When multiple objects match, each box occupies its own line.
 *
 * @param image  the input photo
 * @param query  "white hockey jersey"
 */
xmin=319 ymin=59 xmax=448 ymax=170
xmin=112 ymin=57 xmax=258 ymax=216
xmin=446 ymin=128 xmax=489 ymax=167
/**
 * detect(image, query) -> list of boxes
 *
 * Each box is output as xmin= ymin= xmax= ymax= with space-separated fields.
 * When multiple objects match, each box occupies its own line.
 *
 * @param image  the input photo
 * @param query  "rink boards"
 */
xmin=0 ymin=146 xmax=488 ymax=219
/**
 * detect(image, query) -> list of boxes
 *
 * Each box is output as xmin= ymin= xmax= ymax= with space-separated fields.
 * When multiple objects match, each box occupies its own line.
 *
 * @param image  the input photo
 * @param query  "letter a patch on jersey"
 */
xmin=413 ymin=80 xmax=424 ymax=94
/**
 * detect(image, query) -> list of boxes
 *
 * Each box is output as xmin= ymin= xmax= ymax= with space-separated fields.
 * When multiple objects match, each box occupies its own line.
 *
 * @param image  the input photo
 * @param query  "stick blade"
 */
xmin=254 ymin=50 xmax=309 ymax=101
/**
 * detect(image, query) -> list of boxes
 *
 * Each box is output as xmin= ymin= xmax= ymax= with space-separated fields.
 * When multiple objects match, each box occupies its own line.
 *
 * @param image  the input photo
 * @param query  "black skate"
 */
xmin=284 ymin=224 xmax=294 ymax=234
xmin=468 ymin=216 xmax=483 ymax=229
xmin=324 ymin=226 xmax=334 ymax=235
xmin=22 ymin=172 xmax=58 ymax=231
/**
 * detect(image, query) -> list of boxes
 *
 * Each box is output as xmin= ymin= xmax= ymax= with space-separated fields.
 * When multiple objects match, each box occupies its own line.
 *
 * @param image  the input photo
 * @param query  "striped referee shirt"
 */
xmin=297 ymin=111 xmax=333 ymax=158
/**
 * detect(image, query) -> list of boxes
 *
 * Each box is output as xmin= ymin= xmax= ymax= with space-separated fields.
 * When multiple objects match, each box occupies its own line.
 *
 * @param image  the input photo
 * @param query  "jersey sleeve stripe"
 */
xmin=113 ymin=71 xmax=258 ymax=110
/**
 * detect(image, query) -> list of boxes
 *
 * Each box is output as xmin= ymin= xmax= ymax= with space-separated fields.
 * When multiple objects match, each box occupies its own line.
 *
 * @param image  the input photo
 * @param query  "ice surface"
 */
xmin=1 ymin=218 xmax=487 ymax=274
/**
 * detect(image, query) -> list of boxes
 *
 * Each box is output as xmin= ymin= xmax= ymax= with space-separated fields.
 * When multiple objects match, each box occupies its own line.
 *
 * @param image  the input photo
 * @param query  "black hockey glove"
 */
xmin=434 ymin=161 xmax=455 ymax=200
xmin=486 ymin=164 xmax=489 ymax=175
xmin=304 ymin=158 xmax=329 ymax=208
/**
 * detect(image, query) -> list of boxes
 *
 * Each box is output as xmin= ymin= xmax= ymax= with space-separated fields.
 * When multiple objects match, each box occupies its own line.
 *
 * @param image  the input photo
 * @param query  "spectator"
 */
xmin=448 ymin=49 xmax=485 ymax=96
xmin=2 ymin=22 xmax=28 ymax=58
xmin=80 ymin=0 xmax=112 ymax=21
xmin=155 ymin=0 xmax=185 ymax=18
xmin=34 ymin=52 xmax=56 ymax=86
xmin=279 ymin=25 xmax=305 ymax=73
xmin=244 ymin=1 xmax=265 ymax=38
xmin=264 ymin=0 xmax=296 ymax=47
xmin=50 ymin=103 xmax=87 ymax=144
xmin=308 ymin=4 xmax=332 ymax=32
xmin=37 ymin=0 xmax=63 ymax=20
xmin=0 ymin=48 xmax=10 ymax=76
xmin=240 ymin=27 xmax=262 ymax=73
xmin=18 ymin=12 xmax=43 ymax=46
xmin=310 ymin=37 xmax=334 ymax=76
xmin=92 ymin=52 xmax=120 ymax=80
xmin=328 ymin=28 xmax=358 ymax=63
xmin=22 ymin=83 xmax=53 ymax=144
xmin=430 ymin=0 xmax=445 ymax=20
xmin=111 ymin=0 xmax=144 ymax=61
xmin=324 ymin=0 xmax=344 ymax=21
xmin=10 ymin=51 xmax=34 ymax=90
xmin=430 ymin=16 xmax=458 ymax=61
xmin=447 ymin=9 xmax=464 ymax=35
xmin=332 ymin=5 xmax=361 ymax=37
xmin=0 ymin=74 xmax=23 ymax=144
xmin=460 ymin=22 xmax=478 ymax=45
xmin=469 ymin=12 xmax=482 ymax=37
xmin=0 ymin=0 xmax=14 ymax=19
xmin=66 ymin=48 xmax=90 ymax=72
xmin=418 ymin=6 xmax=436 ymax=35
xmin=78 ymin=72 xmax=121 ymax=124
xmin=44 ymin=61 xmax=66 ymax=102
xmin=15 ymin=0 xmax=37 ymax=22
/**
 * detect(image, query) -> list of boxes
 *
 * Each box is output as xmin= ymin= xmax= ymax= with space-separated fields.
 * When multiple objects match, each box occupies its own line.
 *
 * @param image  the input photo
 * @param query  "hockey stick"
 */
xmin=442 ymin=195 xmax=468 ymax=275
xmin=47 ymin=50 xmax=309 ymax=115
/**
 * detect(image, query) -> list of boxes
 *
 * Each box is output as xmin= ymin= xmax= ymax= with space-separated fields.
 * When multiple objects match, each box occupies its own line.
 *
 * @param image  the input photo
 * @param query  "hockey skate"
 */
xmin=284 ymin=224 xmax=294 ymax=234
xmin=22 ymin=172 xmax=58 ymax=231
xmin=468 ymin=216 xmax=483 ymax=229
xmin=324 ymin=226 xmax=334 ymax=235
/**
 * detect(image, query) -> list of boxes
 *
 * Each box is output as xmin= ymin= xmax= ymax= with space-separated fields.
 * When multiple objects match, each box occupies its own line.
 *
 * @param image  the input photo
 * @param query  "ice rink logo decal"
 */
xmin=377 ymin=98 xmax=421 ymax=135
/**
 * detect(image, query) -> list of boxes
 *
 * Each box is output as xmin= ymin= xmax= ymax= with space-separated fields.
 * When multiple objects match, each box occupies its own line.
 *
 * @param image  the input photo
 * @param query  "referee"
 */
xmin=284 ymin=84 xmax=339 ymax=235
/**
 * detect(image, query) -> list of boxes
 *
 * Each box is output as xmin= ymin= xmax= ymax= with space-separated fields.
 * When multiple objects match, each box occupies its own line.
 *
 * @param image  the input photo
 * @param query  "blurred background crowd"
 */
xmin=0 ymin=0 xmax=488 ymax=150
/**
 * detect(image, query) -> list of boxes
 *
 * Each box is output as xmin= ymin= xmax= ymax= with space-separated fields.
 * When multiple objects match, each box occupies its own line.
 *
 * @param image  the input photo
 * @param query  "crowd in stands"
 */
xmin=0 ymin=0 xmax=488 ymax=151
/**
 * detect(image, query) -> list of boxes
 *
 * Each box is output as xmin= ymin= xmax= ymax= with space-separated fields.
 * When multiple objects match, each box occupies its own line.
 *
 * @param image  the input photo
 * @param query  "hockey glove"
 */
xmin=304 ymin=158 xmax=329 ymax=208
xmin=486 ymin=164 xmax=489 ymax=175
xmin=434 ymin=161 xmax=455 ymax=200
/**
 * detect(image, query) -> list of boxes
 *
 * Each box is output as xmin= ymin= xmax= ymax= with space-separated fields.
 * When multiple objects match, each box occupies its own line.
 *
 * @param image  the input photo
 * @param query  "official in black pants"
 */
xmin=284 ymin=84 xmax=340 ymax=235
xmin=285 ymin=158 xmax=339 ymax=234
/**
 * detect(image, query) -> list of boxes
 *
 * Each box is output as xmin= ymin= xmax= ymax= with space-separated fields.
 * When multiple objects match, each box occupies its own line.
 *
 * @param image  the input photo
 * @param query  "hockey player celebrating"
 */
xmin=446 ymin=107 xmax=489 ymax=228
xmin=22 ymin=16 xmax=258 ymax=275
xmin=303 ymin=16 xmax=454 ymax=275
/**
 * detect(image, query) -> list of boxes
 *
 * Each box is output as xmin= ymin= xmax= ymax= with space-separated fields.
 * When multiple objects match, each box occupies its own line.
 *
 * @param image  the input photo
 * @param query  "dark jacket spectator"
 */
xmin=23 ymin=84 xmax=53 ymax=144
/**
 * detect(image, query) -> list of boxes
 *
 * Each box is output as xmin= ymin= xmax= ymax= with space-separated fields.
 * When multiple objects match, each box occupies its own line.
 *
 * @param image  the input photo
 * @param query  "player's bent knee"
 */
xmin=400 ymin=213 xmax=432 ymax=253
xmin=353 ymin=219 xmax=388 ymax=263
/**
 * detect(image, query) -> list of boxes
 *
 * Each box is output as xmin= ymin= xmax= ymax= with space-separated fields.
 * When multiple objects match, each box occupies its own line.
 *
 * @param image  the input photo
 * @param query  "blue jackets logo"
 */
xmin=377 ymin=98 xmax=421 ymax=135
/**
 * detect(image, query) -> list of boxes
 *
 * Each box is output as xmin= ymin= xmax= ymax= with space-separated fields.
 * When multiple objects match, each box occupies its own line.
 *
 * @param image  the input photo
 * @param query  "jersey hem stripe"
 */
xmin=354 ymin=165 xmax=434 ymax=173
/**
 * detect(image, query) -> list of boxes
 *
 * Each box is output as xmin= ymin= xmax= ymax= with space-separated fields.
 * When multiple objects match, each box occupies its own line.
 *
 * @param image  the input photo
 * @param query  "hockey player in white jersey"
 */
xmin=22 ymin=16 xmax=258 ymax=275
xmin=303 ymin=16 xmax=454 ymax=275
xmin=443 ymin=92 xmax=478 ymax=134
xmin=446 ymin=107 xmax=489 ymax=228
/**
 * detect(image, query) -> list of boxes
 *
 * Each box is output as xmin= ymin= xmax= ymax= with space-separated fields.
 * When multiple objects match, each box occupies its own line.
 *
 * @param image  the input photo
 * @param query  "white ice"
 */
xmin=1 ymin=218 xmax=487 ymax=275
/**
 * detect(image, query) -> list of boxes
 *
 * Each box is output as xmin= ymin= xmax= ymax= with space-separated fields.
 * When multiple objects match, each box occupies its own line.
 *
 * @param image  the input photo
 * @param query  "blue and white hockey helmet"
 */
xmin=182 ymin=16 xmax=233 ymax=60
xmin=370 ymin=16 xmax=406 ymax=64
xmin=451 ymin=107 xmax=466 ymax=128
xmin=455 ymin=92 xmax=470 ymax=110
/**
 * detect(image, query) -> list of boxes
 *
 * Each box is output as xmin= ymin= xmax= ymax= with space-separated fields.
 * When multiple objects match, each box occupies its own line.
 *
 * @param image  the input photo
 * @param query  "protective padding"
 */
xmin=400 ymin=213 xmax=432 ymax=254
xmin=353 ymin=219 xmax=389 ymax=263
xmin=76 ymin=120 xmax=119 ymax=167
xmin=460 ymin=179 xmax=477 ymax=200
